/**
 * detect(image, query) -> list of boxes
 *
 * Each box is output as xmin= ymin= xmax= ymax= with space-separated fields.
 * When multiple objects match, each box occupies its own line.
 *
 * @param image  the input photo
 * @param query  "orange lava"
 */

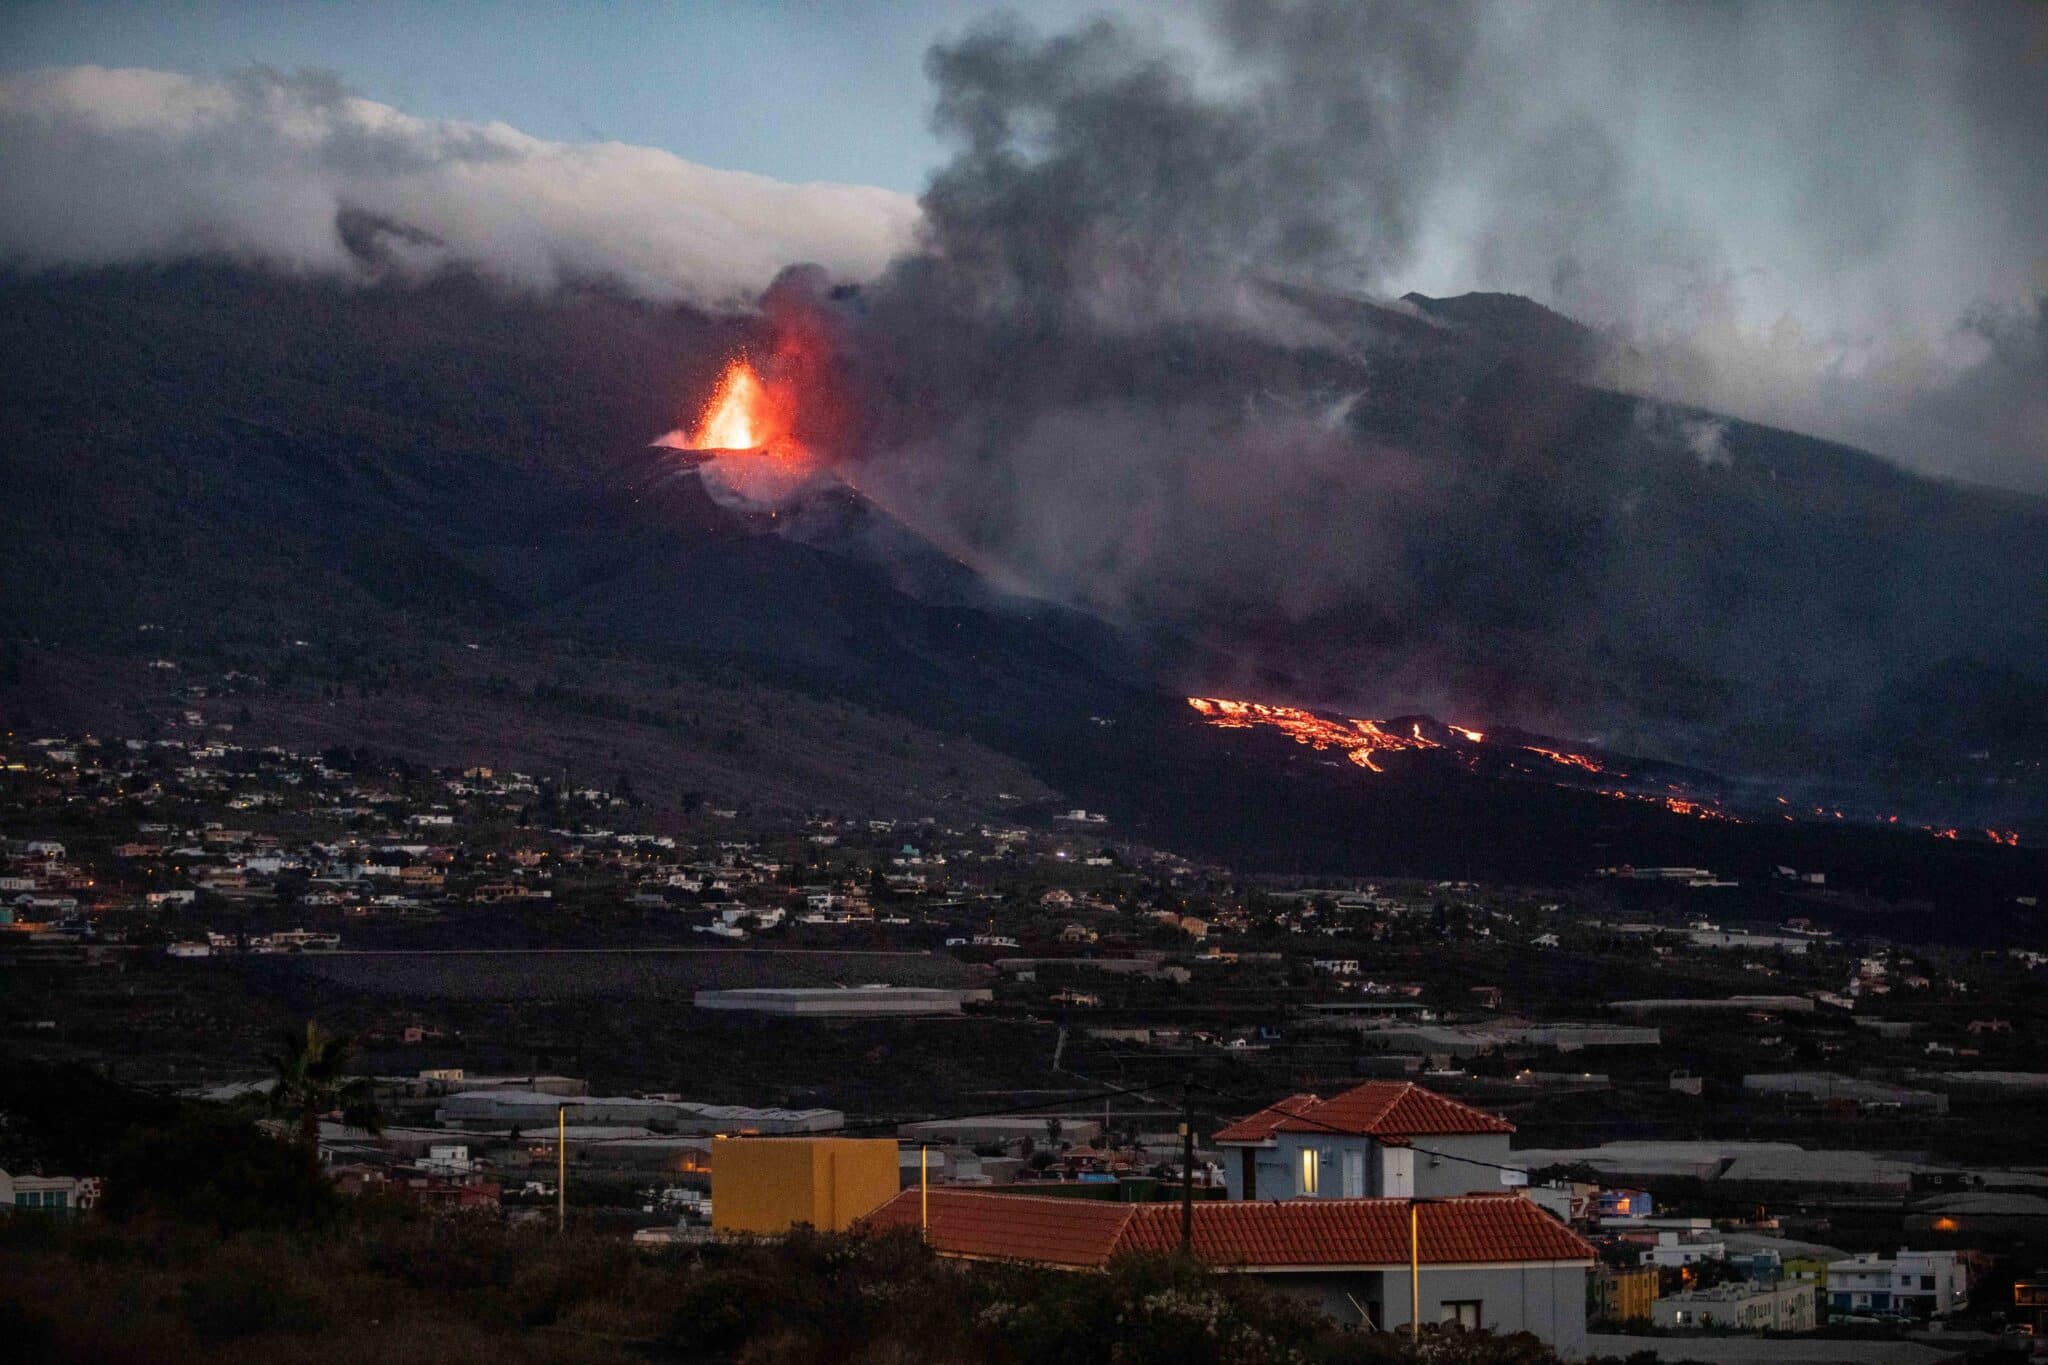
xmin=1598 ymin=789 xmax=1743 ymax=823
xmin=1186 ymin=695 xmax=1750 ymax=822
xmin=1524 ymin=746 xmax=1608 ymax=775
xmin=689 ymin=357 xmax=807 ymax=461
xmin=1185 ymin=697 xmax=1441 ymax=773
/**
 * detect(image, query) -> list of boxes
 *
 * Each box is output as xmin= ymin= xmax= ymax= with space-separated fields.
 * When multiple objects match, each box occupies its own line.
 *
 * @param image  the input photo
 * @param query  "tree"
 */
xmin=267 ymin=1021 xmax=382 ymax=1157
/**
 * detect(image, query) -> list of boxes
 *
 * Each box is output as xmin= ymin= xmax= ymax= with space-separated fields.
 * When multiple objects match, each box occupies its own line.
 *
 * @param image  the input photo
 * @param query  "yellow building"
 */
xmin=711 ymin=1138 xmax=901 ymax=1236
xmin=1595 ymin=1265 xmax=1659 ymax=1324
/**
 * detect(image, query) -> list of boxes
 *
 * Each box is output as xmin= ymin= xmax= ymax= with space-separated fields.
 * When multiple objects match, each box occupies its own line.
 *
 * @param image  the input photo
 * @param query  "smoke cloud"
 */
xmin=823 ymin=0 xmax=2048 ymax=765
xmin=0 ymin=65 xmax=918 ymax=307
xmin=835 ymin=0 xmax=2048 ymax=490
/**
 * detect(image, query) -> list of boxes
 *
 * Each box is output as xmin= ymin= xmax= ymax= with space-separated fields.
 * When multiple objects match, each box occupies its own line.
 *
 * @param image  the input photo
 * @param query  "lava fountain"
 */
xmin=656 ymin=356 xmax=822 ymax=508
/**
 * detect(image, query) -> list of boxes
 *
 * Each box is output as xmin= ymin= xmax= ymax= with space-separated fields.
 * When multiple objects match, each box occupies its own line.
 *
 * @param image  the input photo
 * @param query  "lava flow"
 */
xmin=1186 ymin=695 xmax=1740 ymax=819
xmin=1185 ymin=697 xmax=1444 ymax=773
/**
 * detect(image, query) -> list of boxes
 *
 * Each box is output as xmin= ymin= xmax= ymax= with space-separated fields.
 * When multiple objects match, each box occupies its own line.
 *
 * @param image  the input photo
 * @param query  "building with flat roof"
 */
xmin=1743 ymin=1073 xmax=1948 ymax=1114
xmin=898 ymin=1116 xmax=1103 ymax=1148
xmin=1828 ymin=1250 xmax=1968 ymax=1320
xmin=712 ymin=1138 xmax=900 ymax=1235
xmin=436 ymin=1091 xmax=840 ymax=1135
xmin=1654 ymin=1280 xmax=1817 ymax=1332
xmin=692 ymin=986 xmax=989 ymax=1017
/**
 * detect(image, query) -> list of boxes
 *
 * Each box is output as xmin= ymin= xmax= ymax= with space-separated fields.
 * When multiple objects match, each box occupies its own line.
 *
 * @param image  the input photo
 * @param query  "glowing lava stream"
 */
xmin=1187 ymin=697 xmax=1466 ymax=774
xmin=1186 ymin=695 xmax=1739 ymax=821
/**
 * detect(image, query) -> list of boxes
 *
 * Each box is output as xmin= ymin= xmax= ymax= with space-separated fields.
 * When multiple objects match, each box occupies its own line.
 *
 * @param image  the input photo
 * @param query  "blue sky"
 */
xmin=0 ymin=0 xmax=1140 ymax=192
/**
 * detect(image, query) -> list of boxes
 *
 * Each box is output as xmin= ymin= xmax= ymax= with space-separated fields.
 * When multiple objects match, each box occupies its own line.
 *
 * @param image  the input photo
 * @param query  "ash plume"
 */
xmin=821 ymin=1 xmax=2048 ymax=768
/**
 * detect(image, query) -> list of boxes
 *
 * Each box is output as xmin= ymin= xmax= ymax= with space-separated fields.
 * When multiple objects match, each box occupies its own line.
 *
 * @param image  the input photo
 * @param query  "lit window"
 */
xmin=1300 ymin=1149 xmax=1320 ymax=1195
xmin=1441 ymin=1300 xmax=1482 ymax=1329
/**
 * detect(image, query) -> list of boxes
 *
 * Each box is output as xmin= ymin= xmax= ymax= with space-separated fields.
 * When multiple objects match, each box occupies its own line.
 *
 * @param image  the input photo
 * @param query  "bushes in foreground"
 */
xmin=3 ymin=1215 xmax=1587 ymax=1365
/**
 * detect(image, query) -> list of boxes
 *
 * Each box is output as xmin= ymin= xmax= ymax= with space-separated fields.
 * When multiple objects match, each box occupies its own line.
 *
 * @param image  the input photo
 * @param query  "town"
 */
xmin=5 ymin=719 xmax=2045 ymax=1363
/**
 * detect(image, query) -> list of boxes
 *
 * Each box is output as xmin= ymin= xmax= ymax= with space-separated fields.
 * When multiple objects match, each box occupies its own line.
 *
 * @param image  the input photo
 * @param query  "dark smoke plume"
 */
xmin=823 ymin=1 xmax=2048 ymax=774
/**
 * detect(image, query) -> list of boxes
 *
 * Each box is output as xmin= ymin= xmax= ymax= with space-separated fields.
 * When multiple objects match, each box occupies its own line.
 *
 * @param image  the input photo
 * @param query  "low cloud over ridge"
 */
xmin=0 ymin=65 xmax=919 ymax=306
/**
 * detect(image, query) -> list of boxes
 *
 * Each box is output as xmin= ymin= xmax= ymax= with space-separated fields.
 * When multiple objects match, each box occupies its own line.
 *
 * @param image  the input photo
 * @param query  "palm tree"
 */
xmin=267 ymin=1021 xmax=383 ymax=1157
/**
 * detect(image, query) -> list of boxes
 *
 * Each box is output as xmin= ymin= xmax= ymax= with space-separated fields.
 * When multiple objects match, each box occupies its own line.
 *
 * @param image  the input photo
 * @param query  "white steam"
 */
xmin=0 ymin=65 xmax=919 ymax=306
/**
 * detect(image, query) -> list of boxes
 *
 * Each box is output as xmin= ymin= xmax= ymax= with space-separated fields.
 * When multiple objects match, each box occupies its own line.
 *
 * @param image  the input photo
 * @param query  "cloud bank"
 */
xmin=0 ymin=65 xmax=919 ymax=307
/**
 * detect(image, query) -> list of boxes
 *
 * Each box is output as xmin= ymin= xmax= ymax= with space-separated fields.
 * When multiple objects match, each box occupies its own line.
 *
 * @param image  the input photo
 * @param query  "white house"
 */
xmin=1828 ymin=1249 xmax=1968 ymax=1319
xmin=1213 ymin=1081 xmax=1517 ymax=1202
xmin=2 ymin=1169 xmax=93 ymax=1213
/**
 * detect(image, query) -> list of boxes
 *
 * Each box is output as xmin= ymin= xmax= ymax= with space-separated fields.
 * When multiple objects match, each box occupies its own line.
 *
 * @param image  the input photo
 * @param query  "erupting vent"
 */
xmin=657 ymin=356 xmax=821 ymax=508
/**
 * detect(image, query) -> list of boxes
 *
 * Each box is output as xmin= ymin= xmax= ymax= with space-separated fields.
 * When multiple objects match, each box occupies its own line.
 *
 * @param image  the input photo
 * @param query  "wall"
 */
xmin=711 ymin=1138 xmax=900 ymax=1235
xmin=1225 ymin=1131 xmax=1513 ymax=1201
xmin=1305 ymin=1264 xmax=1586 ymax=1357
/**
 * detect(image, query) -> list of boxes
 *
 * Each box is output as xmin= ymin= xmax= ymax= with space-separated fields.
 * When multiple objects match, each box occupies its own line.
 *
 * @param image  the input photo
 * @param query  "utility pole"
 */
xmin=920 ymin=1143 xmax=930 ymax=1239
xmin=1410 ymin=1197 xmax=1421 ymax=1340
xmin=1180 ymin=1075 xmax=1195 ymax=1256
xmin=557 ymin=1104 xmax=567 ymax=1234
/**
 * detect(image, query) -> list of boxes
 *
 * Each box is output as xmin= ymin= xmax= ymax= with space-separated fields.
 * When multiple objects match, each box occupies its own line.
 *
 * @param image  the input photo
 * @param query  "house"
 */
xmin=1653 ymin=1280 xmax=1816 ymax=1331
xmin=1827 ymin=1249 xmax=1968 ymax=1319
xmin=1212 ymin=1081 xmax=1516 ymax=1202
xmin=1641 ymin=1230 xmax=1726 ymax=1268
xmin=860 ymin=1188 xmax=1594 ymax=1354
xmin=2 ymin=1169 xmax=95 ymax=1213
xmin=1598 ymin=1187 xmax=1653 ymax=1219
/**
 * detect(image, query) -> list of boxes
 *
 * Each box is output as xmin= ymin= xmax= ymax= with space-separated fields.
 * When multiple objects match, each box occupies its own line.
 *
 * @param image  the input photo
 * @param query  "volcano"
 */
xmin=1 ymin=263 xmax=2042 ymax=912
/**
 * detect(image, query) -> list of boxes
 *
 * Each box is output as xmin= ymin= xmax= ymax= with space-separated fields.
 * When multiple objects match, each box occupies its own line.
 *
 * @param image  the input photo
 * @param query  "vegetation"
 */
xmin=267 ymin=1021 xmax=385 ymax=1153
xmin=3 ymin=1214 xmax=1598 ymax=1365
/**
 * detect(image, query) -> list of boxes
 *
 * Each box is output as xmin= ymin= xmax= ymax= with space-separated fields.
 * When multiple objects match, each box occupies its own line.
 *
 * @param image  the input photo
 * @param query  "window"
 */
xmin=1921 ymin=1276 xmax=1935 ymax=1291
xmin=1441 ymin=1300 xmax=1483 ymax=1329
xmin=1299 ymin=1148 xmax=1320 ymax=1196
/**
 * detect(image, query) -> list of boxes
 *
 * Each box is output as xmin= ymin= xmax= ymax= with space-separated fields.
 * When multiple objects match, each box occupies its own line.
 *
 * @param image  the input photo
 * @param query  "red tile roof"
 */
xmin=1208 ymin=1092 xmax=1320 ymax=1143
xmin=861 ymin=1188 xmax=1139 ymax=1267
xmin=1211 ymin=1082 xmax=1514 ymax=1144
xmin=861 ymin=1190 xmax=1592 ymax=1269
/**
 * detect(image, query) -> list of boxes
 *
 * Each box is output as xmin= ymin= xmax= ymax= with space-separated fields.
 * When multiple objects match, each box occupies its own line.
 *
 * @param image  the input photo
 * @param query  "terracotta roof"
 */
xmin=1210 ymin=1093 xmax=1320 ymax=1143
xmin=861 ymin=1190 xmax=1593 ymax=1269
xmin=861 ymin=1188 xmax=1139 ymax=1267
xmin=1211 ymin=1082 xmax=1514 ymax=1144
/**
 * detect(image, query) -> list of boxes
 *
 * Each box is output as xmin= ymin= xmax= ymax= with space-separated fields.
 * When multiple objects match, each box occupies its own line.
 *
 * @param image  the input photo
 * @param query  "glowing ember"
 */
xmin=1449 ymin=725 xmax=1485 ymax=743
xmin=1987 ymin=829 xmax=2020 ymax=847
